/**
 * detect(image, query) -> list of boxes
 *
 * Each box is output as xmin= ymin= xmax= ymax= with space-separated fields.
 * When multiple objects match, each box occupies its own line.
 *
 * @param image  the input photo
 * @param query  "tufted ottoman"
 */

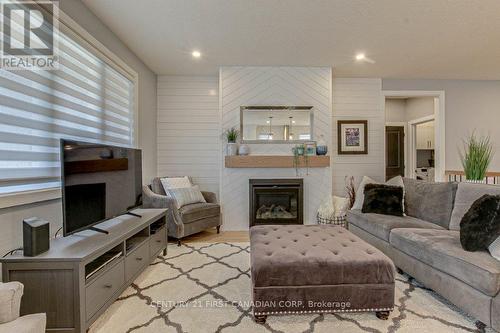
xmin=250 ymin=224 xmax=395 ymax=323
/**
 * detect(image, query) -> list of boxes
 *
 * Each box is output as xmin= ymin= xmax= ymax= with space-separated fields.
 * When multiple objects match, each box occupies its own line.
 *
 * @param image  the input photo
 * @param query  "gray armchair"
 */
xmin=143 ymin=177 xmax=221 ymax=245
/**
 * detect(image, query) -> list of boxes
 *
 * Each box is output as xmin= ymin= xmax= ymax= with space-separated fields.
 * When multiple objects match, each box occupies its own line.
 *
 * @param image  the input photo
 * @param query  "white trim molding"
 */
xmin=382 ymin=90 xmax=445 ymax=182
xmin=408 ymin=115 xmax=435 ymax=179
xmin=0 ymin=188 xmax=61 ymax=210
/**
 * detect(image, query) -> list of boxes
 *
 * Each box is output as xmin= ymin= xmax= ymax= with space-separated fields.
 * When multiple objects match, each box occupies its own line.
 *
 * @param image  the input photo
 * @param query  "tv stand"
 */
xmin=88 ymin=226 xmax=109 ymax=234
xmin=125 ymin=211 xmax=142 ymax=218
xmin=1 ymin=209 xmax=167 ymax=333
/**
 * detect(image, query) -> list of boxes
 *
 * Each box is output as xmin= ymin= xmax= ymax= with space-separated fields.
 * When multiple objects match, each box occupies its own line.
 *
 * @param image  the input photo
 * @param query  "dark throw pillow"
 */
xmin=361 ymin=184 xmax=404 ymax=216
xmin=460 ymin=194 xmax=500 ymax=252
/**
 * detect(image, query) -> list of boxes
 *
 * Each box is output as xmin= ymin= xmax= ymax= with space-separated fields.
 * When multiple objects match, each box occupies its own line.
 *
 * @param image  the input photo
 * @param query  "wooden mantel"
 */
xmin=225 ymin=155 xmax=330 ymax=168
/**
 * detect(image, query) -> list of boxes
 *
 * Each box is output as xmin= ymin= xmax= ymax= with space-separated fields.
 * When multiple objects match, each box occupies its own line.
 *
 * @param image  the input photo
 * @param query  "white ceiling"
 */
xmin=82 ymin=0 xmax=500 ymax=80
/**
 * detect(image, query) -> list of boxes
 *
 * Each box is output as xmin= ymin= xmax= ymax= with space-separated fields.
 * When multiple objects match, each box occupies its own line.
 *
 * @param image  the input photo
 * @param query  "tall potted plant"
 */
xmin=224 ymin=127 xmax=239 ymax=156
xmin=459 ymin=132 xmax=494 ymax=183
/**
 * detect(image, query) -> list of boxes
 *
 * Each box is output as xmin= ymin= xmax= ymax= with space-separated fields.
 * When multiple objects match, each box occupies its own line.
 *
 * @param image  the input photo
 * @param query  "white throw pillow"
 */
xmin=352 ymin=176 xmax=376 ymax=210
xmin=160 ymin=176 xmax=191 ymax=191
xmin=352 ymin=176 xmax=405 ymax=212
xmin=333 ymin=196 xmax=350 ymax=217
xmin=489 ymin=236 xmax=500 ymax=261
xmin=0 ymin=282 xmax=23 ymax=324
xmin=167 ymin=185 xmax=206 ymax=209
xmin=318 ymin=195 xmax=335 ymax=219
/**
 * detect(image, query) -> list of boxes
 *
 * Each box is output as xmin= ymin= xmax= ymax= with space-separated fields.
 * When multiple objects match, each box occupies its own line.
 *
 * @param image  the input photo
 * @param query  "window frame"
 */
xmin=0 ymin=5 xmax=139 ymax=209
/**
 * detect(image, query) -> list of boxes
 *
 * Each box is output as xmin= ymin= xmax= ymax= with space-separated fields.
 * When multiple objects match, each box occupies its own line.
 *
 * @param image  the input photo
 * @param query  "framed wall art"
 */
xmin=337 ymin=120 xmax=368 ymax=154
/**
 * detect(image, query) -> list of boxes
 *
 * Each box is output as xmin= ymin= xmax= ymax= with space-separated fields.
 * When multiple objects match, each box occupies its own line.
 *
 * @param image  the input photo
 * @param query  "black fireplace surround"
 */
xmin=249 ymin=179 xmax=303 ymax=227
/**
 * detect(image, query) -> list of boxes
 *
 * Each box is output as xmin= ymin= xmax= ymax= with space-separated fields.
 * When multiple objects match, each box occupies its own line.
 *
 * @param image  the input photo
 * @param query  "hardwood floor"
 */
xmin=171 ymin=229 xmax=249 ymax=244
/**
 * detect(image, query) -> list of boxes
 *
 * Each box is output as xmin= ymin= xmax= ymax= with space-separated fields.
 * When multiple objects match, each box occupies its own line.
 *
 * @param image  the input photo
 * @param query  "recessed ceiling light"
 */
xmin=355 ymin=53 xmax=366 ymax=61
xmin=192 ymin=50 xmax=201 ymax=58
xmin=355 ymin=52 xmax=375 ymax=64
xmin=292 ymin=120 xmax=296 ymax=124
xmin=266 ymin=120 xmax=270 ymax=124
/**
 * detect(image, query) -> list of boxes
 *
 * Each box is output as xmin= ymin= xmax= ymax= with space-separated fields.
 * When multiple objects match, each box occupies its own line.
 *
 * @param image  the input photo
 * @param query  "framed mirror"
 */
xmin=240 ymin=106 xmax=313 ymax=143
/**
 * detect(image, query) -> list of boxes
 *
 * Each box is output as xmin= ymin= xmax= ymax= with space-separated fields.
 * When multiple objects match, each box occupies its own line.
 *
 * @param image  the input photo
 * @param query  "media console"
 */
xmin=0 ymin=208 xmax=167 ymax=333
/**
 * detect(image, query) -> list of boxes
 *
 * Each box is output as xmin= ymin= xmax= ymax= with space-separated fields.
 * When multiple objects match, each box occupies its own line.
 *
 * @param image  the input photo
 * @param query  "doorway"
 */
xmin=412 ymin=118 xmax=435 ymax=181
xmin=386 ymin=126 xmax=405 ymax=180
xmin=383 ymin=91 xmax=445 ymax=182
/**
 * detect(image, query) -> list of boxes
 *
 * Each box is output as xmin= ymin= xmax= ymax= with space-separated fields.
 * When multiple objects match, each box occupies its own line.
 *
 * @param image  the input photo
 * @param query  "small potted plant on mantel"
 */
xmin=459 ymin=132 xmax=494 ymax=183
xmin=224 ymin=127 xmax=239 ymax=156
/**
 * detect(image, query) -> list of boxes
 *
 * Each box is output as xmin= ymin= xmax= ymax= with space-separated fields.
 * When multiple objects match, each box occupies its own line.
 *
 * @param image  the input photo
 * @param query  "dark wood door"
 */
xmin=386 ymin=126 xmax=405 ymax=180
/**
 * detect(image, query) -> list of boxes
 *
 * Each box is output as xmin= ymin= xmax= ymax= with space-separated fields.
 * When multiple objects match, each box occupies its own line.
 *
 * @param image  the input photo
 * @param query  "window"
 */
xmin=0 ymin=6 xmax=136 ymax=197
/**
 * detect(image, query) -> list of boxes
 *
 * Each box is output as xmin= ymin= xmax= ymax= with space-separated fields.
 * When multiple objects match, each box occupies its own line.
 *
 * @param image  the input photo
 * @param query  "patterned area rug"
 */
xmin=89 ymin=242 xmax=489 ymax=333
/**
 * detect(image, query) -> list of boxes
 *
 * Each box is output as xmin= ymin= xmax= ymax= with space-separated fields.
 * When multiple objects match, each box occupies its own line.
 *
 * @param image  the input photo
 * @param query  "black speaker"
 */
xmin=23 ymin=217 xmax=50 ymax=257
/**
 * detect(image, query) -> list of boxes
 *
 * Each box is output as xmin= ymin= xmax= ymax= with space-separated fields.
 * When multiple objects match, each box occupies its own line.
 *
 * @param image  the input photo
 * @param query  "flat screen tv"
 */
xmin=61 ymin=139 xmax=142 ymax=236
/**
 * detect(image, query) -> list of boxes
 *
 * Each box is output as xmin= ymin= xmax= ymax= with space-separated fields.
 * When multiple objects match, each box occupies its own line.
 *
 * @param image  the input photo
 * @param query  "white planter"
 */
xmin=226 ymin=143 xmax=238 ymax=156
xmin=238 ymin=144 xmax=250 ymax=156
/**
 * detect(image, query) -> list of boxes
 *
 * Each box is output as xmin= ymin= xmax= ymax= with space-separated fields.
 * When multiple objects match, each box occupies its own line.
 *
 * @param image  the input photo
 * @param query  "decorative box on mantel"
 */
xmin=225 ymin=155 xmax=330 ymax=168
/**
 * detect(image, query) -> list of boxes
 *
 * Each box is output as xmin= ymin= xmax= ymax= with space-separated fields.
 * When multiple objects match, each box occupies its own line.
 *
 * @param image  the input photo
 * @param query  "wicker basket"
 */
xmin=316 ymin=213 xmax=347 ymax=228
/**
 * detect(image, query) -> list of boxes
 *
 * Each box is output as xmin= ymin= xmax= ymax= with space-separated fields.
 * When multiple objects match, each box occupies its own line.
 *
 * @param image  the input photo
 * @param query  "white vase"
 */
xmin=226 ymin=143 xmax=238 ymax=156
xmin=238 ymin=144 xmax=250 ymax=156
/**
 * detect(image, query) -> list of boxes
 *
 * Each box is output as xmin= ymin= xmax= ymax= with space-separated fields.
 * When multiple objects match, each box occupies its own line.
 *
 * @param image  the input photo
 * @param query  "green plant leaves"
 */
xmin=459 ymin=132 xmax=494 ymax=181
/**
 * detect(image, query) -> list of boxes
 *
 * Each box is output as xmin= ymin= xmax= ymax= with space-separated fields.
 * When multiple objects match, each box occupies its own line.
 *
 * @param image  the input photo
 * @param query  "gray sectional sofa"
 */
xmin=347 ymin=178 xmax=500 ymax=331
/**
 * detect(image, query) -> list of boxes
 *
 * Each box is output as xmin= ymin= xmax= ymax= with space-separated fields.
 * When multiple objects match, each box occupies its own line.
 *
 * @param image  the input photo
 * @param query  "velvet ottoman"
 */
xmin=250 ymin=225 xmax=395 ymax=323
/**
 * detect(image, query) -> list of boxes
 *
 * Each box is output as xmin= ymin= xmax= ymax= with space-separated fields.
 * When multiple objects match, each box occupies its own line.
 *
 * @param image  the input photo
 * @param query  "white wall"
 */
xmin=383 ymin=79 xmax=500 ymax=170
xmin=405 ymin=97 xmax=434 ymax=121
xmin=0 ymin=0 xmax=157 ymax=270
xmin=220 ymin=66 xmax=333 ymax=230
xmin=332 ymin=78 xmax=385 ymax=195
xmin=385 ymin=99 xmax=407 ymax=123
xmin=157 ymin=76 xmax=220 ymax=195
xmin=385 ymin=97 xmax=434 ymax=123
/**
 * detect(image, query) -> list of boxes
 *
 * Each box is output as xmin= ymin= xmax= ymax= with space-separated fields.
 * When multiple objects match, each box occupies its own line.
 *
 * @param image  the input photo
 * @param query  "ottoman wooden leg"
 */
xmin=475 ymin=320 xmax=486 ymax=333
xmin=254 ymin=315 xmax=267 ymax=324
xmin=376 ymin=311 xmax=390 ymax=320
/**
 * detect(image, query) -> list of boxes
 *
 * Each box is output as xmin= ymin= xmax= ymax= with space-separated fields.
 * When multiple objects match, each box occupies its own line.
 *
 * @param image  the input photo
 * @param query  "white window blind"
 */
xmin=0 ymin=7 xmax=135 ymax=196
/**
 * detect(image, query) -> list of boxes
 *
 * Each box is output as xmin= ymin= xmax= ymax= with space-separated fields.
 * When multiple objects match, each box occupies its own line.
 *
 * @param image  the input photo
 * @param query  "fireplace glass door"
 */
xmin=249 ymin=179 xmax=303 ymax=226
xmin=254 ymin=187 xmax=299 ymax=222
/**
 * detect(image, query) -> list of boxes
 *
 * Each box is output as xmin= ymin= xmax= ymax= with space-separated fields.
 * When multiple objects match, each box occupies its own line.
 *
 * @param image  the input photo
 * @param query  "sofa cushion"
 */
xmin=0 ymin=313 xmax=46 ymax=333
xmin=0 ymin=282 xmax=23 ymax=324
xmin=352 ymin=175 xmax=404 ymax=211
xmin=347 ymin=209 xmax=444 ymax=242
xmin=403 ymin=178 xmax=457 ymax=229
xmin=179 ymin=202 xmax=220 ymax=224
xmin=389 ymin=228 xmax=500 ymax=296
xmin=362 ymin=184 xmax=404 ymax=216
xmin=460 ymin=194 xmax=500 ymax=251
xmin=449 ymin=182 xmax=500 ymax=231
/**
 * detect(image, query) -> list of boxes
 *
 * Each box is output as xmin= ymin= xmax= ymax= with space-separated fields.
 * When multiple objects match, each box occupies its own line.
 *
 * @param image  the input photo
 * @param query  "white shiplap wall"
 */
xmin=156 ymin=75 xmax=385 ymax=226
xmin=157 ymin=76 xmax=220 ymax=195
xmin=220 ymin=67 xmax=333 ymax=230
xmin=332 ymin=78 xmax=385 ymax=195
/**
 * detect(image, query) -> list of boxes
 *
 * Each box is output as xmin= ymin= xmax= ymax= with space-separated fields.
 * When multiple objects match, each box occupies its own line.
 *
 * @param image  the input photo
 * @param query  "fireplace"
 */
xmin=249 ymin=179 xmax=303 ymax=227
